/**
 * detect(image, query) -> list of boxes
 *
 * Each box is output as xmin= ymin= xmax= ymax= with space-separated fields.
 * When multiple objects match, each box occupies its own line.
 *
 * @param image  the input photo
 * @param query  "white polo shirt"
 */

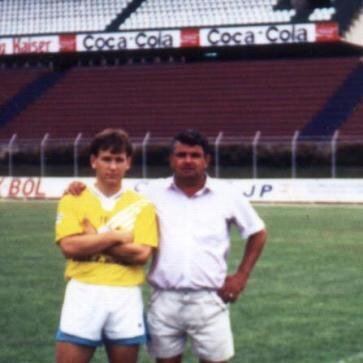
xmin=144 ymin=177 xmax=265 ymax=290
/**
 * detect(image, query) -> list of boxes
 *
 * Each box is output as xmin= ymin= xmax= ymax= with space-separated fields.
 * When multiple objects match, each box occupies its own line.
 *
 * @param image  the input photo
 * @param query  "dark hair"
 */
xmin=171 ymin=129 xmax=210 ymax=155
xmin=90 ymin=128 xmax=133 ymax=157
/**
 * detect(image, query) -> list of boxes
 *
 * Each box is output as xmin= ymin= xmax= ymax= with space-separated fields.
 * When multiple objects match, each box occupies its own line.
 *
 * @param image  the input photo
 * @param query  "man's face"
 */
xmin=170 ymin=142 xmax=210 ymax=181
xmin=91 ymin=149 xmax=131 ymax=188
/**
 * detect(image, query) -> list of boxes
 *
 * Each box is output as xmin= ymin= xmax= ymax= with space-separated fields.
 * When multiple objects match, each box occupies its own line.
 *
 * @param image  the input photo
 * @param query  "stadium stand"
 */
xmin=300 ymin=61 xmax=363 ymax=139
xmin=0 ymin=1 xmax=361 ymax=143
xmin=119 ymin=0 xmax=297 ymax=30
xmin=0 ymin=0 xmax=356 ymax=35
xmin=0 ymin=57 xmax=360 ymax=140
xmin=0 ymin=68 xmax=48 ymax=105
xmin=333 ymin=0 xmax=363 ymax=35
xmin=336 ymin=92 xmax=363 ymax=137
xmin=0 ymin=69 xmax=67 ymax=129
xmin=0 ymin=0 xmax=132 ymax=35
xmin=344 ymin=8 xmax=363 ymax=46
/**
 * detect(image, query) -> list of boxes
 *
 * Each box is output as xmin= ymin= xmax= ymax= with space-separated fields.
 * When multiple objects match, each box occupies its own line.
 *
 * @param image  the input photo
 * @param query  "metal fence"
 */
xmin=1 ymin=131 xmax=363 ymax=178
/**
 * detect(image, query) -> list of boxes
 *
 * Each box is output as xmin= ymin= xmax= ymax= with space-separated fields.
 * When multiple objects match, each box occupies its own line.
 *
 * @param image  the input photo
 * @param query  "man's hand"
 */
xmin=218 ymin=229 xmax=267 ymax=304
xmin=64 ymin=181 xmax=87 ymax=196
xmin=217 ymin=272 xmax=248 ymax=304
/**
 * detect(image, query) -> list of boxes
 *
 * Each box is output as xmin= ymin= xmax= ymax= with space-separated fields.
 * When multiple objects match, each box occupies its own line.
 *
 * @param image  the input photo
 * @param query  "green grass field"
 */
xmin=0 ymin=201 xmax=362 ymax=363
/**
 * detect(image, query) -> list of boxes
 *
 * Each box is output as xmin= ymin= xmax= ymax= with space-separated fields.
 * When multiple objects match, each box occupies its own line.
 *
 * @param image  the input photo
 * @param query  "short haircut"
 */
xmin=171 ymin=129 xmax=210 ymax=155
xmin=90 ymin=128 xmax=133 ymax=157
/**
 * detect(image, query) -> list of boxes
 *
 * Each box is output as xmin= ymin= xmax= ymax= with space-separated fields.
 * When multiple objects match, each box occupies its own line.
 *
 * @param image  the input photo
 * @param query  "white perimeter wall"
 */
xmin=1 ymin=177 xmax=363 ymax=203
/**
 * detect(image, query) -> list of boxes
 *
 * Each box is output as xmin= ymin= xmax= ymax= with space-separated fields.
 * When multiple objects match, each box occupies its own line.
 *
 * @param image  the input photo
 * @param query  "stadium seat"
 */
xmin=0 ymin=57 xmax=360 ymax=140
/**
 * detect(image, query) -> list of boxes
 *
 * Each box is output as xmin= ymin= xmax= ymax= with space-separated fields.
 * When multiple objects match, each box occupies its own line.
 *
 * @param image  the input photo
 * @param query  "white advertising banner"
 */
xmin=0 ymin=177 xmax=363 ymax=203
xmin=76 ymin=30 xmax=181 ymax=51
xmin=0 ymin=22 xmax=339 ymax=56
xmin=200 ymin=23 xmax=316 ymax=46
xmin=0 ymin=35 xmax=60 ymax=55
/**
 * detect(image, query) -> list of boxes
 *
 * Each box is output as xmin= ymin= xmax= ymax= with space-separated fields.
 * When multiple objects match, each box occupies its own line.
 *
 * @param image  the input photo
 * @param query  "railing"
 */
xmin=1 ymin=131 xmax=363 ymax=178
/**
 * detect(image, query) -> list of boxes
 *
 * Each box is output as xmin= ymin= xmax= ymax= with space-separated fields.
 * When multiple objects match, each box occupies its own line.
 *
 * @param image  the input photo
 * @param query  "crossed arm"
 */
xmin=59 ymin=226 xmax=153 ymax=265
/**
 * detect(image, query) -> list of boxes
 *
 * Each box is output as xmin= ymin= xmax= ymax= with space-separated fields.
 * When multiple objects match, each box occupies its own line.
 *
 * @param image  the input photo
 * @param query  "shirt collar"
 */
xmin=89 ymin=183 xmax=123 ymax=200
xmin=167 ymin=175 xmax=215 ymax=196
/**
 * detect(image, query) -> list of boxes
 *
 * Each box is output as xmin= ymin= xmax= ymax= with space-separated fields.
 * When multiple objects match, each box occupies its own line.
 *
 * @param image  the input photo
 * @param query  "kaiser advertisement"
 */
xmin=0 ymin=35 xmax=60 ymax=55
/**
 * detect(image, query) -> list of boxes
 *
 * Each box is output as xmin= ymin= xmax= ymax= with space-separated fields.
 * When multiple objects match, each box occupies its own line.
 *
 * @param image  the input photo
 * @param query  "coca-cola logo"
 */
xmin=59 ymin=34 xmax=76 ymax=52
xmin=316 ymin=22 xmax=339 ymax=42
xmin=81 ymin=32 xmax=175 ymax=51
xmin=205 ymin=24 xmax=310 ymax=46
xmin=181 ymin=29 xmax=199 ymax=47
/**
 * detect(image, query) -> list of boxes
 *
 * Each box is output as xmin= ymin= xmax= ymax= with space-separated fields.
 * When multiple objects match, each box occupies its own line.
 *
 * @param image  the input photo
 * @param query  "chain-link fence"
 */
xmin=1 ymin=132 xmax=363 ymax=178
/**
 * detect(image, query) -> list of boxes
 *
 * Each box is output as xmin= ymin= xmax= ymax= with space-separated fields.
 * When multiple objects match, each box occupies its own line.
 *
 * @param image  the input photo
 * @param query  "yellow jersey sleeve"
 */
xmin=55 ymin=195 xmax=84 ymax=242
xmin=133 ymin=202 xmax=158 ymax=248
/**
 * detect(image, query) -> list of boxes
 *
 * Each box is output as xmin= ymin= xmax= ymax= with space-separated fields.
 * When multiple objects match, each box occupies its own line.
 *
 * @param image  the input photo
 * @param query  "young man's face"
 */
xmin=91 ymin=149 xmax=131 ymax=189
xmin=170 ymin=142 xmax=210 ymax=182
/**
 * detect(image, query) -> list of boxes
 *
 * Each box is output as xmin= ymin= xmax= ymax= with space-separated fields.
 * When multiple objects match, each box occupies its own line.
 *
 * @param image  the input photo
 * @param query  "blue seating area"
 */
xmin=301 ymin=63 xmax=363 ymax=139
xmin=0 ymin=57 xmax=361 ymax=140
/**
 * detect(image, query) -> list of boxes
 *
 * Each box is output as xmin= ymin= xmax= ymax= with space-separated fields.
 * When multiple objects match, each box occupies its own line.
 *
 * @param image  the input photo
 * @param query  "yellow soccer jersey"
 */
xmin=55 ymin=187 xmax=158 ymax=286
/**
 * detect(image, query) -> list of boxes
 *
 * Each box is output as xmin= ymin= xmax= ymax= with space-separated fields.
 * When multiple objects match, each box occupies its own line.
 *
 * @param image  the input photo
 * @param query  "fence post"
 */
xmin=142 ymin=132 xmax=151 ymax=179
xmin=8 ymin=134 xmax=17 ymax=177
xmin=40 ymin=133 xmax=49 ymax=177
xmin=214 ymin=132 xmax=223 ymax=178
xmin=331 ymin=130 xmax=339 ymax=178
xmin=291 ymin=131 xmax=300 ymax=178
xmin=252 ymin=131 xmax=261 ymax=179
xmin=73 ymin=133 xmax=82 ymax=177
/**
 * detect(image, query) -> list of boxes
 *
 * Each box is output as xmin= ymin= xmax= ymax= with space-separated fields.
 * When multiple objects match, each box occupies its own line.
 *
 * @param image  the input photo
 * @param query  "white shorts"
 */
xmin=56 ymin=279 xmax=146 ymax=347
xmin=147 ymin=289 xmax=234 ymax=361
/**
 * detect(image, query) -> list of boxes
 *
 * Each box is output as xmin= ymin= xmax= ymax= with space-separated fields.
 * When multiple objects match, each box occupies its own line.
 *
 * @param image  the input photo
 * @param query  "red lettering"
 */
xmin=35 ymin=178 xmax=46 ymax=198
xmin=13 ymin=38 xmax=22 ymax=53
xmin=13 ymin=38 xmax=51 ymax=54
xmin=8 ymin=178 xmax=21 ymax=197
xmin=0 ymin=177 xmax=4 ymax=197
xmin=23 ymin=178 xmax=35 ymax=197
xmin=39 ymin=41 xmax=51 ymax=52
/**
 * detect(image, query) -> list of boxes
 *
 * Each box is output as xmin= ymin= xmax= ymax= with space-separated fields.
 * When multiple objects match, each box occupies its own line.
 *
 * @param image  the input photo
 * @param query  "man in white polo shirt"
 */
xmin=144 ymin=129 xmax=267 ymax=363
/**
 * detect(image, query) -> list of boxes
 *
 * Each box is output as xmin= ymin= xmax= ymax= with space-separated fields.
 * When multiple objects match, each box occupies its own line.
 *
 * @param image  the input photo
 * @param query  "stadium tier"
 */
xmin=119 ymin=0 xmax=299 ymax=30
xmin=0 ymin=0 xmax=343 ymax=36
xmin=0 ymin=68 xmax=48 ymax=104
xmin=338 ymin=101 xmax=363 ymax=136
xmin=0 ymin=57 xmax=361 ymax=140
xmin=0 ymin=0 xmax=132 ymax=35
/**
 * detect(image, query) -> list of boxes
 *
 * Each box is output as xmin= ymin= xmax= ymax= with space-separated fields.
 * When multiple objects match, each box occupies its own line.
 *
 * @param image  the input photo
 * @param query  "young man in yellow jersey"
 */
xmin=55 ymin=129 xmax=158 ymax=363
